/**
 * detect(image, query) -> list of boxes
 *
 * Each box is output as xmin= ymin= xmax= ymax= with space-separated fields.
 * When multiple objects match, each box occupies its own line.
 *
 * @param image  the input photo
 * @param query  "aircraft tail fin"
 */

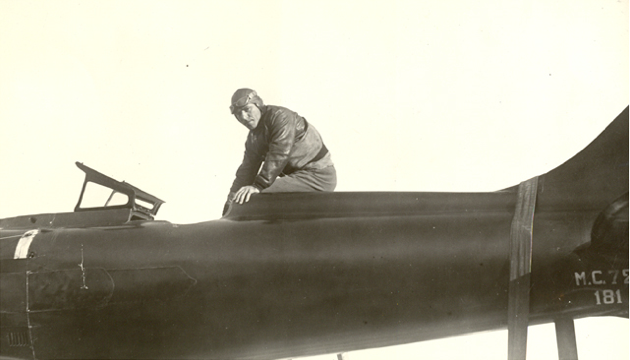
xmin=537 ymin=106 xmax=628 ymax=208
xmin=536 ymin=106 xmax=629 ymax=261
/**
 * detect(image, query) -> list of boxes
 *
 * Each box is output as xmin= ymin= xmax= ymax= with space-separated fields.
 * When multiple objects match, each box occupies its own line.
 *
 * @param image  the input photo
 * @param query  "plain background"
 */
xmin=0 ymin=1 xmax=627 ymax=359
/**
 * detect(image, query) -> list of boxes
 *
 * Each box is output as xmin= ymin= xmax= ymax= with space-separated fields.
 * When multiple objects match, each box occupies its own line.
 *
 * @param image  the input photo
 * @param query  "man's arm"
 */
xmin=229 ymin=140 xmax=264 ymax=194
xmin=225 ymin=149 xmax=263 ymax=208
xmin=253 ymin=110 xmax=296 ymax=189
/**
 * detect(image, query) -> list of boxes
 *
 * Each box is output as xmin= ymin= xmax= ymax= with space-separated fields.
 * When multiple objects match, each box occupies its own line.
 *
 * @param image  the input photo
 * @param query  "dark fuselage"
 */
xmin=1 ymin=191 xmax=626 ymax=359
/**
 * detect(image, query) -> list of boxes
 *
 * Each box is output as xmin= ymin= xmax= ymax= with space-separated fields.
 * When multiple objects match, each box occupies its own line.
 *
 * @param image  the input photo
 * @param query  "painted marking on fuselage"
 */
xmin=574 ymin=269 xmax=629 ymax=287
xmin=573 ymin=269 xmax=629 ymax=306
xmin=13 ymin=230 xmax=39 ymax=259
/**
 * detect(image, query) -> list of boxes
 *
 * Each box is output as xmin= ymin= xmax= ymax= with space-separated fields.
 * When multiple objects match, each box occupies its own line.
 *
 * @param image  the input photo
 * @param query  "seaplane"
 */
xmin=1 ymin=107 xmax=627 ymax=360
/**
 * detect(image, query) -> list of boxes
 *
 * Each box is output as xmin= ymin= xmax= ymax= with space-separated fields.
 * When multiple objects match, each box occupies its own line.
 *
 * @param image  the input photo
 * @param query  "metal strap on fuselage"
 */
xmin=507 ymin=176 xmax=539 ymax=360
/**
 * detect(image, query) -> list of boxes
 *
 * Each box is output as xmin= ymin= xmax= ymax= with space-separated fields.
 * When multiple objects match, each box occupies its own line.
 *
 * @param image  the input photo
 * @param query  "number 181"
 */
xmin=594 ymin=289 xmax=623 ymax=305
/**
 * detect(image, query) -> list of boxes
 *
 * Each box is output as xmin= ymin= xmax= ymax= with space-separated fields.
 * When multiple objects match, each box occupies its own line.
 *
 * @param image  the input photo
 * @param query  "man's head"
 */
xmin=230 ymin=88 xmax=264 ymax=130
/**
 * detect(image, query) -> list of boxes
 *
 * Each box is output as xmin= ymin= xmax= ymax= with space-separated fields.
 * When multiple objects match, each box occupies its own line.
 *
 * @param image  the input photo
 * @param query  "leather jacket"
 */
xmin=230 ymin=105 xmax=331 ymax=193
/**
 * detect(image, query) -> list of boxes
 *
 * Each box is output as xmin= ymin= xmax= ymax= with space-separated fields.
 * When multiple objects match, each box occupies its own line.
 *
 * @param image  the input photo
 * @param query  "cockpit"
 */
xmin=74 ymin=162 xmax=164 ymax=221
xmin=0 ymin=162 xmax=165 ymax=229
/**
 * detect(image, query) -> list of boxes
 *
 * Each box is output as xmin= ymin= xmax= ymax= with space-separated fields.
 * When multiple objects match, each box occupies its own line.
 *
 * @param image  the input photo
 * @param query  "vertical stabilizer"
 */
xmin=537 ymin=107 xmax=629 ymax=209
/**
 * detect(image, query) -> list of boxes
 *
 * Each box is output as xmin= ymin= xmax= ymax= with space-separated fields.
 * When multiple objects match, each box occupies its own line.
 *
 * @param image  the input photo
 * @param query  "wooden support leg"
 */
xmin=555 ymin=318 xmax=578 ymax=360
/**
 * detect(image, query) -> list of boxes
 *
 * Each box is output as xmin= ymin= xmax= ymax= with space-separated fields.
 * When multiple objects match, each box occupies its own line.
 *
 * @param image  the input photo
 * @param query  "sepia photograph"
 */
xmin=0 ymin=1 xmax=627 ymax=359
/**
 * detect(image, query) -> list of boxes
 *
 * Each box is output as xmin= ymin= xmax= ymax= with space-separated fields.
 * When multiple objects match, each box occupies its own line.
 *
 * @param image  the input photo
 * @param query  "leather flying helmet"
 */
xmin=230 ymin=88 xmax=264 ymax=114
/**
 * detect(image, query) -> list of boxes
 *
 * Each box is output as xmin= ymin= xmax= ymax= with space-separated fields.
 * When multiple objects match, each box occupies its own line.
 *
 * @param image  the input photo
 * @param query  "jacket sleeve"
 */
xmin=229 ymin=138 xmax=264 ymax=193
xmin=253 ymin=110 xmax=296 ymax=189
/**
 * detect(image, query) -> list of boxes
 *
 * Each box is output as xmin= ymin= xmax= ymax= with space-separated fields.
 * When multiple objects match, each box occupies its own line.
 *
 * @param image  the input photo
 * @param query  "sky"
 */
xmin=0 ymin=0 xmax=628 ymax=359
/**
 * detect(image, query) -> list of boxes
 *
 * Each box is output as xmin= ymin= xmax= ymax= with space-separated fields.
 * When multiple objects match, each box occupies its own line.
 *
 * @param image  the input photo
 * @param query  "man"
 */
xmin=226 ymin=88 xmax=336 ymax=206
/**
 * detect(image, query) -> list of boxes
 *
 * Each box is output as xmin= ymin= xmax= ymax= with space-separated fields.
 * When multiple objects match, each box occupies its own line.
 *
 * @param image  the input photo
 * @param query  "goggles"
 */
xmin=229 ymin=91 xmax=257 ymax=114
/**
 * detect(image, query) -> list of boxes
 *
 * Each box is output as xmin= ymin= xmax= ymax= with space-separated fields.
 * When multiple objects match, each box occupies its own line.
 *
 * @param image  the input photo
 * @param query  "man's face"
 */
xmin=234 ymin=103 xmax=261 ymax=130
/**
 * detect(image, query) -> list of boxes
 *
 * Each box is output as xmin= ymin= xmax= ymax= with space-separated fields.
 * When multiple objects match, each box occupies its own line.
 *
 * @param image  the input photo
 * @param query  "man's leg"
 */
xmin=263 ymin=166 xmax=336 ymax=193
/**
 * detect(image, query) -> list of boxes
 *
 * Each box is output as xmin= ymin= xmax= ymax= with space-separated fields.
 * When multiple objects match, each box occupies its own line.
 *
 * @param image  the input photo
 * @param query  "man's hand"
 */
xmin=234 ymin=185 xmax=260 ymax=204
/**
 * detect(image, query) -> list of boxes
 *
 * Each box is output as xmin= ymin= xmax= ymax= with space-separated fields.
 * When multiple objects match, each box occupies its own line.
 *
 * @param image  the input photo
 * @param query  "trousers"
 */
xmin=263 ymin=165 xmax=337 ymax=193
